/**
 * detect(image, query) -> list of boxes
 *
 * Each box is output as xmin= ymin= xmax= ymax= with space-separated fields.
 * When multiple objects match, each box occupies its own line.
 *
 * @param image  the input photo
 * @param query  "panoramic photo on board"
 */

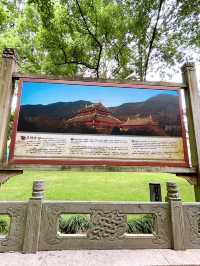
xmin=17 ymin=82 xmax=182 ymax=137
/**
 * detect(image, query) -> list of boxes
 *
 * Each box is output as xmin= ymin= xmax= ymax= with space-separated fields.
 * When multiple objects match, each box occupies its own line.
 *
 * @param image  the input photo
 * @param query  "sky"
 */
xmin=147 ymin=61 xmax=200 ymax=90
xmin=21 ymin=81 xmax=178 ymax=107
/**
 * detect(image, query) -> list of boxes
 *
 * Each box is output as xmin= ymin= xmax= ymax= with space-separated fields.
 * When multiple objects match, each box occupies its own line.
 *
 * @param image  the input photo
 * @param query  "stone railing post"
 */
xmin=166 ymin=182 xmax=185 ymax=250
xmin=0 ymin=48 xmax=18 ymax=166
xmin=23 ymin=181 xmax=44 ymax=253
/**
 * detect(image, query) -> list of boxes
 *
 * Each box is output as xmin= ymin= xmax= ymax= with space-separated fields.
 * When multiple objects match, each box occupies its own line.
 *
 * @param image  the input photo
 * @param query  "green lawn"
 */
xmin=0 ymin=170 xmax=195 ymax=202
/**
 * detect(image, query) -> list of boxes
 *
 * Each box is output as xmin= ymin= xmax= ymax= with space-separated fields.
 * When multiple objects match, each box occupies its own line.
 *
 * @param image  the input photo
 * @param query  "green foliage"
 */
xmin=0 ymin=5 xmax=7 ymax=30
xmin=127 ymin=215 xmax=154 ymax=234
xmin=0 ymin=218 xmax=9 ymax=234
xmin=198 ymin=216 xmax=200 ymax=233
xmin=59 ymin=215 xmax=90 ymax=234
xmin=7 ymin=112 xmax=15 ymax=140
xmin=0 ymin=0 xmax=199 ymax=80
xmin=59 ymin=214 xmax=154 ymax=234
xmin=176 ymin=0 xmax=200 ymax=47
xmin=0 ymin=220 xmax=7 ymax=234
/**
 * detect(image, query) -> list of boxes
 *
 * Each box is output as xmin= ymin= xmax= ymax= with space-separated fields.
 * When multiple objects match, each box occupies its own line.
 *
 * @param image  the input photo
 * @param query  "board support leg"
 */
xmin=0 ymin=48 xmax=18 ymax=166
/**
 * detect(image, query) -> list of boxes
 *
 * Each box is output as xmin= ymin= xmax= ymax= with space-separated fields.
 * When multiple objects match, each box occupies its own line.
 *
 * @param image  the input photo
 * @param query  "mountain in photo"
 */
xmin=17 ymin=94 xmax=181 ymax=136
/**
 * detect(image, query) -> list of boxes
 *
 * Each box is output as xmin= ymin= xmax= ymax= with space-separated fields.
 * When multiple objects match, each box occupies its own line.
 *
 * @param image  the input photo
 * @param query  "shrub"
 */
xmin=127 ymin=215 xmax=154 ymax=234
xmin=59 ymin=214 xmax=154 ymax=234
xmin=0 ymin=219 xmax=9 ymax=234
xmin=198 ymin=216 xmax=200 ymax=233
xmin=59 ymin=215 xmax=90 ymax=234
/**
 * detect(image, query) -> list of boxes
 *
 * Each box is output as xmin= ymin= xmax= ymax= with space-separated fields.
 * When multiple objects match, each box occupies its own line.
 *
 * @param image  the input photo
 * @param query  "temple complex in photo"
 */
xmin=120 ymin=115 xmax=167 ymax=136
xmin=65 ymin=102 xmax=166 ymax=135
xmin=64 ymin=103 xmax=122 ymax=134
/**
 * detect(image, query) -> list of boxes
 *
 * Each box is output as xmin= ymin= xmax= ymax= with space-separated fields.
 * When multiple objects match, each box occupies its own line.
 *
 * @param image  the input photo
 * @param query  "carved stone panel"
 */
xmin=39 ymin=202 xmax=172 ymax=250
xmin=183 ymin=205 xmax=200 ymax=248
xmin=0 ymin=203 xmax=27 ymax=252
xmin=39 ymin=204 xmax=63 ymax=249
xmin=151 ymin=205 xmax=171 ymax=247
xmin=87 ymin=209 xmax=127 ymax=240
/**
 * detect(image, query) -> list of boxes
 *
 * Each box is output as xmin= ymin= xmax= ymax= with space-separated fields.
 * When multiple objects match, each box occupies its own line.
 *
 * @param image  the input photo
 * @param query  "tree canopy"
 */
xmin=0 ymin=0 xmax=199 ymax=80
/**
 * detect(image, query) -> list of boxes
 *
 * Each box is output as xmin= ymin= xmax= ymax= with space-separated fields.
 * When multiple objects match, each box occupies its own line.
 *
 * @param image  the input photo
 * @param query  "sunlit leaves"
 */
xmin=0 ymin=0 xmax=199 ymax=79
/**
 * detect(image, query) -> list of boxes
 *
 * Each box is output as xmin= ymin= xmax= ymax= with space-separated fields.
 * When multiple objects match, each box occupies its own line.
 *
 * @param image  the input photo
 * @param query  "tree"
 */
xmin=28 ymin=0 xmax=200 ymax=80
xmin=176 ymin=0 xmax=200 ymax=48
xmin=28 ymin=0 xmax=128 ymax=78
xmin=0 ymin=1 xmax=26 ymax=65
xmin=0 ymin=0 xmax=199 ymax=80
xmin=122 ymin=0 xmax=197 ymax=80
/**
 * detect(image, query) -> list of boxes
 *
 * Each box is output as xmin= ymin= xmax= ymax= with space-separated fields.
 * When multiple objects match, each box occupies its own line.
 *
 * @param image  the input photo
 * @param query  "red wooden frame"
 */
xmin=9 ymin=78 xmax=190 ymax=168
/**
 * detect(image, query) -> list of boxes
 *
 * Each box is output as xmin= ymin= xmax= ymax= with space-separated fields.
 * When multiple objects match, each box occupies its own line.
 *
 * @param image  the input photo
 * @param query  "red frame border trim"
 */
xmin=9 ymin=78 xmax=190 ymax=168
xmin=9 ymin=159 xmax=189 ymax=168
xmin=20 ymin=77 xmax=181 ymax=90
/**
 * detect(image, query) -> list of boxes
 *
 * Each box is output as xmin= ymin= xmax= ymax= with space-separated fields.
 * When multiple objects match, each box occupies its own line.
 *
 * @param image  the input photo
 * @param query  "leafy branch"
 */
xmin=74 ymin=0 xmax=103 ymax=78
xmin=143 ymin=0 xmax=165 ymax=80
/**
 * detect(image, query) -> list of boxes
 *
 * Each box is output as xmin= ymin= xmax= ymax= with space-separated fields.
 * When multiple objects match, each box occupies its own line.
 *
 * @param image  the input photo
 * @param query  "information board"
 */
xmin=9 ymin=79 xmax=189 ymax=167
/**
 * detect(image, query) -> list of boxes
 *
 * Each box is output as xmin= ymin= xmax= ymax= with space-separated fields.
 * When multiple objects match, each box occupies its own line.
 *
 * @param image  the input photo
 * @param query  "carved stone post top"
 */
xmin=31 ymin=180 xmax=44 ymax=199
xmin=2 ymin=48 xmax=18 ymax=62
xmin=181 ymin=62 xmax=195 ymax=73
xmin=166 ymin=182 xmax=181 ymax=201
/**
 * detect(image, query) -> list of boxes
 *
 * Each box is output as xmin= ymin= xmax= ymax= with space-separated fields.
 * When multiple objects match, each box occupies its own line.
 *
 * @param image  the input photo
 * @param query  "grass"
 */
xmin=0 ymin=170 xmax=195 ymax=201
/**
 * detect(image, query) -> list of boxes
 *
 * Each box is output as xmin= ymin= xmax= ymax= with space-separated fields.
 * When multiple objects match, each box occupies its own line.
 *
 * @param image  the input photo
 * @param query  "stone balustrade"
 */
xmin=0 ymin=181 xmax=199 ymax=253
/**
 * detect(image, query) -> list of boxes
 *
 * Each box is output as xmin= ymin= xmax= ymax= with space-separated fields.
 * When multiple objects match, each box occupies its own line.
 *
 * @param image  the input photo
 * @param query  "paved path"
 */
xmin=0 ymin=250 xmax=200 ymax=266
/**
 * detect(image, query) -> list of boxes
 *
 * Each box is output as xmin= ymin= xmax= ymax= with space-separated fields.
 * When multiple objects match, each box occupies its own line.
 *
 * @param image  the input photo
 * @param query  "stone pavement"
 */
xmin=0 ymin=250 xmax=200 ymax=266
